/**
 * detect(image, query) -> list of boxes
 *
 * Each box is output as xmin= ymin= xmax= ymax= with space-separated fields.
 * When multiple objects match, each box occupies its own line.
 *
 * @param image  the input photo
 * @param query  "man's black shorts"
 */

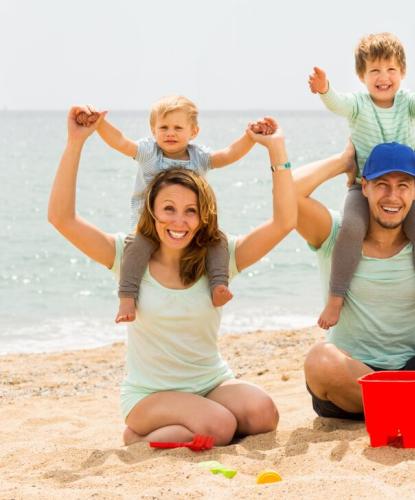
xmin=307 ymin=354 xmax=415 ymax=420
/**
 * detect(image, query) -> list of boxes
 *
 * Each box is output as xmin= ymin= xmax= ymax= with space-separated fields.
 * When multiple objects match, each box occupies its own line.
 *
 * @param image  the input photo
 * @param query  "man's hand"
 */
xmin=308 ymin=67 xmax=329 ymax=94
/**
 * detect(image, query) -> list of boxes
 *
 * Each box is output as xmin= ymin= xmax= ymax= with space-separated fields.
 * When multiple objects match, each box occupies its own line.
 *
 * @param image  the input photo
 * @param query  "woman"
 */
xmin=48 ymin=107 xmax=297 ymax=446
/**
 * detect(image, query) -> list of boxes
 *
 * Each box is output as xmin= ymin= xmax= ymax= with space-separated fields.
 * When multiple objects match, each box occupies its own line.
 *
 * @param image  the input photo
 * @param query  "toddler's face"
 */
xmin=152 ymin=110 xmax=199 ymax=158
xmin=360 ymin=57 xmax=404 ymax=108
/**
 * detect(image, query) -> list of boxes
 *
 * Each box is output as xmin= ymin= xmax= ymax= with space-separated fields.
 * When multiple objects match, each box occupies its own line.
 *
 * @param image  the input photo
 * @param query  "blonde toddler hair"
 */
xmin=149 ymin=95 xmax=199 ymax=130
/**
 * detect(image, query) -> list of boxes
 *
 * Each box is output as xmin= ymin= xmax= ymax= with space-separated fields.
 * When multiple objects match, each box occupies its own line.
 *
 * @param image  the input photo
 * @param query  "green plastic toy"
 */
xmin=198 ymin=460 xmax=237 ymax=479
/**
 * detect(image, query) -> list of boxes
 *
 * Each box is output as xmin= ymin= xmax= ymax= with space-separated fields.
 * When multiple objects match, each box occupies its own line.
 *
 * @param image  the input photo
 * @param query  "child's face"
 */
xmin=360 ymin=57 xmax=405 ymax=108
xmin=152 ymin=110 xmax=199 ymax=158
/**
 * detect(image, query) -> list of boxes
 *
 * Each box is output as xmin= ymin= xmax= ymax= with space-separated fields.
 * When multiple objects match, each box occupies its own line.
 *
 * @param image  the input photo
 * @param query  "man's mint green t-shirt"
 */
xmin=111 ymin=234 xmax=238 ymax=400
xmin=312 ymin=211 xmax=415 ymax=369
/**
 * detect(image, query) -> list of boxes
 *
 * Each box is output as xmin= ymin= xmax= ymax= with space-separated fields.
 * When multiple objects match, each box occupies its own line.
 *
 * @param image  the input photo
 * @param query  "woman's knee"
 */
xmin=240 ymin=394 xmax=279 ymax=434
xmin=199 ymin=408 xmax=238 ymax=446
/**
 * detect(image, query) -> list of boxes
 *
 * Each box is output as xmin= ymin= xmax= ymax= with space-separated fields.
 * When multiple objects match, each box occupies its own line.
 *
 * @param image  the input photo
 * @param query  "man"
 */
xmin=295 ymin=142 xmax=415 ymax=419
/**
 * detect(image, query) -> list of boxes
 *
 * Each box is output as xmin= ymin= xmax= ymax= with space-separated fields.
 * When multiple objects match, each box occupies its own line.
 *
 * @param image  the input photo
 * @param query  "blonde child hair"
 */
xmin=149 ymin=95 xmax=199 ymax=130
xmin=355 ymin=32 xmax=406 ymax=78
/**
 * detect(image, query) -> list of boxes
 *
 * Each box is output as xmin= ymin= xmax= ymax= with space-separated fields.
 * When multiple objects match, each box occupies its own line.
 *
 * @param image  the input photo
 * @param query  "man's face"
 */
xmin=362 ymin=172 xmax=415 ymax=229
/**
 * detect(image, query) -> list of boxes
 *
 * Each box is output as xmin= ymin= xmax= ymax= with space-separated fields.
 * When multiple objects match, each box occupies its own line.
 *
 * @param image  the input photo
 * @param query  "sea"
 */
xmin=0 ymin=110 xmax=349 ymax=354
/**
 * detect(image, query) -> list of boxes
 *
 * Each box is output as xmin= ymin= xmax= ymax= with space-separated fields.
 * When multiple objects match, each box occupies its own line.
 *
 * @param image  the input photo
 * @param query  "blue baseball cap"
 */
xmin=363 ymin=142 xmax=415 ymax=180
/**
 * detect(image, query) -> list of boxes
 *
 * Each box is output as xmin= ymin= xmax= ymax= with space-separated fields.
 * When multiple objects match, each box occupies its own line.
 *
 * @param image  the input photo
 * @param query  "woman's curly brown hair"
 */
xmin=136 ymin=168 xmax=224 ymax=285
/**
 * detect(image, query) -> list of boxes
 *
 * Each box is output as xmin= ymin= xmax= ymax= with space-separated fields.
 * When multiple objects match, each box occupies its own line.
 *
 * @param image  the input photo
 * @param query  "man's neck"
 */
xmin=364 ymin=222 xmax=409 ymax=259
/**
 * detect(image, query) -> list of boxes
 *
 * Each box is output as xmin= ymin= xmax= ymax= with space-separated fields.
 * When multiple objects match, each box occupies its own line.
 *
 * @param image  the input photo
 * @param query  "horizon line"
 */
xmin=0 ymin=108 xmax=326 ymax=113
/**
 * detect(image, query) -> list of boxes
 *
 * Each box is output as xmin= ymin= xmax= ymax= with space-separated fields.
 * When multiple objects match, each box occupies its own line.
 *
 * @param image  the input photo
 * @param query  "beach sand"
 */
xmin=2 ymin=327 xmax=415 ymax=499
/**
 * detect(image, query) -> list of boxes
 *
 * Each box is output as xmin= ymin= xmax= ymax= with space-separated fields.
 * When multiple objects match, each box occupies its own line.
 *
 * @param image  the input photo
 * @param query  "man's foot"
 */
xmin=115 ymin=297 xmax=136 ymax=323
xmin=318 ymin=295 xmax=344 ymax=330
xmin=123 ymin=426 xmax=142 ymax=446
xmin=212 ymin=285 xmax=233 ymax=307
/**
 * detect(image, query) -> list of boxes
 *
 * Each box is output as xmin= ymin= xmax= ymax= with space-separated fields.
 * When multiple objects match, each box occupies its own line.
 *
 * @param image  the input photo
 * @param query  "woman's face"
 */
xmin=153 ymin=183 xmax=200 ymax=251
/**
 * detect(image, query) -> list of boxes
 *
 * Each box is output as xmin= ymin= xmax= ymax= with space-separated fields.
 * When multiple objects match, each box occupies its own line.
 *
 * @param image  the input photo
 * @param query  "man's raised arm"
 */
xmin=294 ymin=143 xmax=355 ymax=248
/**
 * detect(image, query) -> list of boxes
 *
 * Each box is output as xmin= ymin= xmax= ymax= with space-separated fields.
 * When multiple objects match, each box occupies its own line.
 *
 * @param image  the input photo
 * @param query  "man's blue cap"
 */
xmin=363 ymin=142 xmax=415 ymax=180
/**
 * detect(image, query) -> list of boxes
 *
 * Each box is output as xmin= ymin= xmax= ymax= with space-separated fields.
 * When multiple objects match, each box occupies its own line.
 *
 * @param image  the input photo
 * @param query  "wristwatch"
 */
xmin=270 ymin=161 xmax=291 ymax=172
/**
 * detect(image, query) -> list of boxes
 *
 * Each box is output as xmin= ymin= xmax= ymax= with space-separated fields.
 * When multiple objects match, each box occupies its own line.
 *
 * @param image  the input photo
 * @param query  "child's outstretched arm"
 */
xmin=209 ymin=129 xmax=255 ymax=169
xmin=97 ymin=117 xmax=138 ymax=158
xmin=308 ymin=67 xmax=357 ymax=119
xmin=75 ymin=105 xmax=138 ymax=158
xmin=210 ymin=117 xmax=276 ymax=168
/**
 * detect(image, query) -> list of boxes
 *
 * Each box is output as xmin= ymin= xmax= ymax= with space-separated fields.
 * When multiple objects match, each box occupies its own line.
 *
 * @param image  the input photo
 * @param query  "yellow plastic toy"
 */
xmin=256 ymin=470 xmax=282 ymax=484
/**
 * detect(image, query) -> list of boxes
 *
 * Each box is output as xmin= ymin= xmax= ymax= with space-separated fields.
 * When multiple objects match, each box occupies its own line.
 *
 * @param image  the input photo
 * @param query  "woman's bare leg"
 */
xmin=206 ymin=379 xmax=278 ymax=435
xmin=123 ymin=390 xmax=238 ymax=446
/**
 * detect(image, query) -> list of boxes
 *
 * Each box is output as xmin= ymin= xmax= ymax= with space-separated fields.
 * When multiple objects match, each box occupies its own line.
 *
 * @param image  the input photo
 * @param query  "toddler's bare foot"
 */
xmin=212 ymin=284 xmax=233 ymax=307
xmin=123 ymin=426 xmax=142 ymax=446
xmin=115 ymin=297 xmax=136 ymax=323
xmin=318 ymin=295 xmax=344 ymax=330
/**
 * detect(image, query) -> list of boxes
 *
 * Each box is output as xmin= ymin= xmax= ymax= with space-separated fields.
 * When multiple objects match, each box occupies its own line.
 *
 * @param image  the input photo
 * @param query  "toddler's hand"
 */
xmin=75 ymin=105 xmax=101 ymax=127
xmin=247 ymin=117 xmax=284 ymax=147
xmin=308 ymin=67 xmax=329 ymax=94
xmin=249 ymin=116 xmax=278 ymax=135
xmin=67 ymin=106 xmax=107 ymax=144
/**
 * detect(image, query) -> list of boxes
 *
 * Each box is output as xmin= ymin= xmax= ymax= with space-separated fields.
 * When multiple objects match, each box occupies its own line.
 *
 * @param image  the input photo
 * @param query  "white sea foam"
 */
xmin=0 ymin=313 xmax=316 ymax=355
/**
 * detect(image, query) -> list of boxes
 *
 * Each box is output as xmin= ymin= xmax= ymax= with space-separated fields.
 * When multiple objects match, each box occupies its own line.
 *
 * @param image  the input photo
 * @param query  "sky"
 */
xmin=1 ymin=0 xmax=415 ymax=110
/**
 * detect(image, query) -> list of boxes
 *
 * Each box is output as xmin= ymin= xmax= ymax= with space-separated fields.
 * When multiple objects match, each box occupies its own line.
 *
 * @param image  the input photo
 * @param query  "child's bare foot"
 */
xmin=212 ymin=285 xmax=233 ymax=307
xmin=318 ymin=295 xmax=344 ymax=330
xmin=123 ymin=426 xmax=142 ymax=446
xmin=115 ymin=297 xmax=136 ymax=323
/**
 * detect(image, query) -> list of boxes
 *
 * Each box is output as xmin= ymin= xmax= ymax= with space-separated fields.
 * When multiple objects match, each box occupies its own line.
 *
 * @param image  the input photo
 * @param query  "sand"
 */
xmin=2 ymin=327 xmax=415 ymax=499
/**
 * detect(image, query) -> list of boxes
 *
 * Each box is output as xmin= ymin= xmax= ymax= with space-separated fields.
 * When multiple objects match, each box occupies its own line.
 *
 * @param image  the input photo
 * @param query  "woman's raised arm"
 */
xmin=48 ymin=107 xmax=116 ymax=268
xmin=235 ymin=120 xmax=297 ymax=271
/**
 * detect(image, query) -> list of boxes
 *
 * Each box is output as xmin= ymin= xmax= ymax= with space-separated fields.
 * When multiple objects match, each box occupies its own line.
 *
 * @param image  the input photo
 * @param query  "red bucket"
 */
xmin=358 ymin=371 xmax=415 ymax=448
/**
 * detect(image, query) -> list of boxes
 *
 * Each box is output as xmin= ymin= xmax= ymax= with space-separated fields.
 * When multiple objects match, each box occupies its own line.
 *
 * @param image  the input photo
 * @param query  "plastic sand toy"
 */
xmin=359 ymin=371 xmax=415 ymax=448
xmin=199 ymin=460 xmax=237 ymax=478
xmin=149 ymin=434 xmax=214 ymax=451
xmin=256 ymin=470 xmax=282 ymax=484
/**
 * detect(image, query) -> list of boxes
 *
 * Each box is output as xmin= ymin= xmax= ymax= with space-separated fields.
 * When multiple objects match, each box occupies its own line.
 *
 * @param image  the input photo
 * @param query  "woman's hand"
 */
xmin=67 ymin=105 xmax=107 ymax=146
xmin=247 ymin=117 xmax=288 ymax=166
xmin=247 ymin=117 xmax=284 ymax=148
xmin=249 ymin=116 xmax=277 ymax=136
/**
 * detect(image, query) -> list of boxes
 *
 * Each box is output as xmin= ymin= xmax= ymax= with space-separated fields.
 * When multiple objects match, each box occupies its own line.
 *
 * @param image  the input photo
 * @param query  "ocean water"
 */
xmin=0 ymin=110 xmax=349 ymax=354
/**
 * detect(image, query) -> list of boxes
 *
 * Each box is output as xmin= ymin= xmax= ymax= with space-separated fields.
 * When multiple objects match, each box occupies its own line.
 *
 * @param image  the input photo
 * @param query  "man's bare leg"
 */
xmin=304 ymin=342 xmax=373 ymax=413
